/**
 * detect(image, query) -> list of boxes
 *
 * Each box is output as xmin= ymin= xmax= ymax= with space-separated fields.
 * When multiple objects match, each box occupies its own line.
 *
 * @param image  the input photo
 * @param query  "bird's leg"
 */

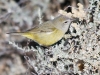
xmin=24 ymin=39 xmax=31 ymax=50
xmin=27 ymin=39 xmax=31 ymax=46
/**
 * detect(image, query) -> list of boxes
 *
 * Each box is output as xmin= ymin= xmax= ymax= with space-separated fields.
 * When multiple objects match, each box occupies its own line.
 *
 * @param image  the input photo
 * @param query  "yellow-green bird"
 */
xmin=7 ymin=15 xmax=74 ymax=47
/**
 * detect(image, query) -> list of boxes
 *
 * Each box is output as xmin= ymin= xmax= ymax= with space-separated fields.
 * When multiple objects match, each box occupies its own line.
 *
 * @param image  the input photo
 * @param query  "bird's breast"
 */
xmin=32 ymin=29 xmax=64 ymax=46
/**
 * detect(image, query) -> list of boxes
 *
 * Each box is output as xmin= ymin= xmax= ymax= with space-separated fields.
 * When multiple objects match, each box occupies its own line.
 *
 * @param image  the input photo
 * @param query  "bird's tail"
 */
xmin=7 ymin=32 xmax=34 ymax=40
xmin=6 ymin=32 xmax=24 ymax=35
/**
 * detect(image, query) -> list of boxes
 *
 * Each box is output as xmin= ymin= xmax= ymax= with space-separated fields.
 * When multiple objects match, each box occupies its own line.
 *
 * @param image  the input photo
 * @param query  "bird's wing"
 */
xmin=27 ymin=21 xmax=56 ymax=33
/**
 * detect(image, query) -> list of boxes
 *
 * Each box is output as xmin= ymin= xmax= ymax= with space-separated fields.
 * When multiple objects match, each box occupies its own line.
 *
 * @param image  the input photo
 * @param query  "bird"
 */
xmin=7 ymin=15 xmax=74 ymax=47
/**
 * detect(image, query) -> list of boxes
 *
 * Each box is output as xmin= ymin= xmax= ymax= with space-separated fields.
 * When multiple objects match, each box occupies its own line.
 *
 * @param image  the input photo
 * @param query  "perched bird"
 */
xmin=7 ymin=15 xmax=74 ymax=47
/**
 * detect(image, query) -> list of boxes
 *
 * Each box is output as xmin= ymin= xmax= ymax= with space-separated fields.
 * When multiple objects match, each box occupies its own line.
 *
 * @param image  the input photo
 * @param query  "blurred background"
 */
xmin=0 ymin=0 xmax=89 ymax=75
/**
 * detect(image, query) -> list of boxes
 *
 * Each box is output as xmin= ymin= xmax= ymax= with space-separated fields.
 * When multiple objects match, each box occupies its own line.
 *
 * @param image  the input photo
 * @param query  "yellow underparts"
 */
xmin=22 ymin=29 xmax=64 ymax=47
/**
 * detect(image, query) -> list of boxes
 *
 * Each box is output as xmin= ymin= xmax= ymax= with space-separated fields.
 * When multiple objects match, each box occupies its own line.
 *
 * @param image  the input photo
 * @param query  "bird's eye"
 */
xmin=64 ymin=21 xmax=67 ymax=23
